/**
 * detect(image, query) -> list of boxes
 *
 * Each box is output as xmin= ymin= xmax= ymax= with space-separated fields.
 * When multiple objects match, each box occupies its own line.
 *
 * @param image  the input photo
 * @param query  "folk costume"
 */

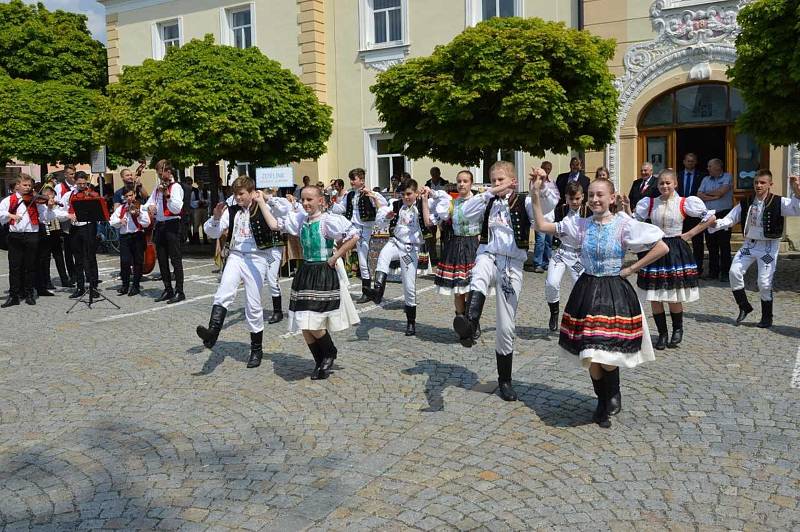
xmin=453 ymin=185 xmax=558 ymax=401
xmin=56 ymin=189 xmax=101 ymax=299
xmin=197 ymin=196 xmax=291 ymax=368
xmin=259 ymin=198 xmax=293 ymax=325
xmin=711 ymin=192 xmax=800 ymax=327
xmin=37 ymin=204 xmax=70 ymax=292
xmin=632 ymin=195 xmax=714 ymax=348
xmin=0 ymin=192 xmax=55 ymax=306
xmin=143 ymin=180 xmax=185 ymax=303
xmin=431 ymin=191 xmax=482 ymax=296
xmin=277 ymin=210 xmax=360 ymax=378
xmin=330 ymin=188 xmax=388 ymax=302
xmin=373 ymin=195 xmax=441 ymax=336
xmin=54 ymin=180 xmax=77 ymax=283
xmin=544 ymin=204 xmax=591 ymax=331
xmin=110 ymin=202 xmax=152 ymax=296
xmin=555 ymin=213 xmax=664 ymax=427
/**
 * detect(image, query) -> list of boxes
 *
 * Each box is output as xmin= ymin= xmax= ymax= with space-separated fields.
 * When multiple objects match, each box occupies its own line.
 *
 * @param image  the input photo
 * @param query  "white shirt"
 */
xmin=54 ymin=181 xmax=76 ymax=232
xmin=143 ymin=180 xmax=184 ymax=222
xmin=633 ymin=195 xmax=713 ymax=237
xmin=376 ymin=198 xmax=439 ymax=245
xmin=711 ymin=195 xmax=800 ymax=240
xmin=329 ymin=188 xmax=388 ymax=225
xmin=204 ymin=197 xmax=292 ymax=253
xmin=0 ymin=193 xmax=55 ymax=233
xmin=55 ymin=189 xmax=95 ymax=227
xmin=110 ymin=203 xmax=152 ymax=235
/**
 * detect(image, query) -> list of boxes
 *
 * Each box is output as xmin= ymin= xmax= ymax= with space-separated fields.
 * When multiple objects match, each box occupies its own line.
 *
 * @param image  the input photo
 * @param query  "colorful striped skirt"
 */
xmin=434 ymin=235 xmax=480 ymax=295
xmin=636 ymin=236 xmax=700 ymax=302
xmin=559 ymin=274 xmax=655 ymax=368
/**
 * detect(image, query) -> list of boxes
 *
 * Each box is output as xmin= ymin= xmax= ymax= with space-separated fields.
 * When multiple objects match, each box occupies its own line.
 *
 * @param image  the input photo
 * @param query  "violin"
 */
xmin=21 ymin=193 xmax=52 ymax=205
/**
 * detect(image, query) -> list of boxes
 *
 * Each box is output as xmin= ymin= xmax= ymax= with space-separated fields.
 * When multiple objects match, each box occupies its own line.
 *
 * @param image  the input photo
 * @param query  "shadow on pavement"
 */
xmin=402 ymin=359 xmax=480 ymax=412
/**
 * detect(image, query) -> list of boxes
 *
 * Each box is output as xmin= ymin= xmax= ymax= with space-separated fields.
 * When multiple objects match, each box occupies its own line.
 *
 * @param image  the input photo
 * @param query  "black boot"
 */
xmin=605 ymin=367 xmax=621 ymax=416
xmin=757 ymin=299 xmax=773 ymax=328
xmin=732 ymin=289 xmax=753 ymax=325
xmin=89 ymin=286 xmax=101 ymax=299
xmin=454 ymin=291 xmax=485 ymax=347
xmin=268 ymin=296 xmax=284 ymax=324
xmin=155 ymin=288 xmax=174 ymax=302
xmin=128 ymin=278 xmax=141 ymax=296
xmin=591 ymin=374 xmax=611 ymax=428
xmin=356 ymin=278 xmax=373 ymax=304
xmin=667 ymin=311 xmax=683 ymax=348
xmin=495 ymin=352 xmax=518 ymax=401
xmin=117 ymin=284 xmax=129 ymax=296
xmin=404 ymin=305 xmax=416 ymax=336
xmin=247 ymin=330 xmax=263 ymax=368
xmin=309 ymin=341 xmax=324 ymax=380
xmin=372 ymin=272 xmax=387 ymax=304
xmin=316 ymin=332 xmax=337 ymax=379
xmin=1 ymin=294 xmax=20 ymax=308
xmin=653 ymin=312 xmax=668 ymax=350
xmin=548 ymin=301 xmax=560 ymax=332
xmin=195 ymin=304 xmax=228 ymax=348
xmin=69 ymin=287 xmax=86 ymax=299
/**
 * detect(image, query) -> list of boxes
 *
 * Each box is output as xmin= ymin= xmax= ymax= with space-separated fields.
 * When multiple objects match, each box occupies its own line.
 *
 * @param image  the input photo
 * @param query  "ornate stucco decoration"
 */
xmin=606 ymin=1 xmax=750 ymax=183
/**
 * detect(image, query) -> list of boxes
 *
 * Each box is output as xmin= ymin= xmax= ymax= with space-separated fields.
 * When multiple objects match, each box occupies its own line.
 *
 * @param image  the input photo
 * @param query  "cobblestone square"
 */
xmin=1 ymin=251 xmax=799 ymax=530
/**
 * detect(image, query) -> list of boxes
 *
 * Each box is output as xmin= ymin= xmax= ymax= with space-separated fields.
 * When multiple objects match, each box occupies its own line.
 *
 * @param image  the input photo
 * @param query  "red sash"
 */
xmin=8 ymin=194 xmax=39 ymax=226
xmin=120 ymin=205 xmax=143 ymax=231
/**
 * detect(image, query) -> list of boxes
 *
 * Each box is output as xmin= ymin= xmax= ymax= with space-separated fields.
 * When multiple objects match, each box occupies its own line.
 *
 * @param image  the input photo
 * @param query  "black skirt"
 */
xmin=434 ymin=235 xmax=479 ymax=291
xmin=560 ymin=274 xmax=644 ymax=357
xmin=289 ymin=262 xmax=340 ymax=314
xmin=636 ymin=236 xmax=699 ymax=292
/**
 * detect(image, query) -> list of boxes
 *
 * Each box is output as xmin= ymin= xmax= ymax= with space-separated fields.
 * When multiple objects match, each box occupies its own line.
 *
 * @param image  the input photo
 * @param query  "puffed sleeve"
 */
xmin=372 ymin=191 xmax=389 ymax=209
xmin=555 ymin=214 xmax=583 ymax=243
xmin=632 ymin=197 xmax=651 ymax=222
xmin=621 ymin=218 xmax=665 ymax=253
xmin=529 ymin=182 xmax=559 ymax=219
xmin=428 ymin=190 xmax=451 ymax=225
xmin=375 ymin=200 xmax=397 ymax=225
xmin=683 ymin=196 xmax=714 ymax=221
xmin=166 ymin=183 xmax=183 ymax=214
xmin=329 ymin=193 xmax=346 ymax=215
xmin=109 ymin=206 xmax=123 ymax=228
xmin=278 ymin=210 xmax=306 ymax=236
xmin=780 ymin=195 xmax=800 ymax=216
xmin=460 ymin=190 xmax=493 ymax=222
xmin=203 ymin=209 xmax=229 ymax=240
xmin=322 ymin=213 xmax=359 ymax=243
xmin=708 ymin=203 xmax=740 ymax=233
xmin=268 ymin=196 xmax=292 ymax=218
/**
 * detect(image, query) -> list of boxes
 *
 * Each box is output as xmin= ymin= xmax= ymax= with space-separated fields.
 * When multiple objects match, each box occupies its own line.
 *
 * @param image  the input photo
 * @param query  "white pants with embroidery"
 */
xmin=469 ymin=252 xmax=524 ymax=355
xmin=376 ymin=238 xmax=418 ymax=306
xmin=213 ymin=250 xmax=267 ymax=333
xmin=262 ymin=246 xmax=284 ymax=298
xmin=730 ymin=238 xmax=780 ymax=301
xmin=355 ymin=223 xmax=374 ymax=280
xmin=545 ymin=248 xmax=583 ymax=304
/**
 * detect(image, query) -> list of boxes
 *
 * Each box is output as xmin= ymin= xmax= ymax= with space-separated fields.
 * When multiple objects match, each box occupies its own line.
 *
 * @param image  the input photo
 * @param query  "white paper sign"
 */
xmin=255 ymin=166 xmax=294 ymax=189
xmin=90 ymin=146 xmax=107 ymax=173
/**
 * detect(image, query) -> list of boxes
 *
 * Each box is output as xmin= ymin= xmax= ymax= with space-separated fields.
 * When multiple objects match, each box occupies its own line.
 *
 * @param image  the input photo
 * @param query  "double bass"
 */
xmin=126 ymin=196 xmax=157 ymax=274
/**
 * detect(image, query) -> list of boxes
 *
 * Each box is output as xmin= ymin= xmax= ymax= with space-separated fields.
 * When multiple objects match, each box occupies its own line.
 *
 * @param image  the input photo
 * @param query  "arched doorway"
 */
xmin=638 ymin=82 xmax=767 ymax=198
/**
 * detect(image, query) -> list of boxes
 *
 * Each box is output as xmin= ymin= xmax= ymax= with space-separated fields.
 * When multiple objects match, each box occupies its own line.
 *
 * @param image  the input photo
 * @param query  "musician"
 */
xmin=0 ymin=174 xmax=57 ymax=307
xmin=54 ymin=164 xmax=78 ymax=286
xmin=56 ymin=172 xmax=101 ymax=300
xmin=110 ymin=188 xmax=152 ymax=296
xmin=112 ymin=167 xmax=148 ymax=208
xmin=144 ymin=159 xmax=185 ymax=304
xmin=36 ymin=185 xmax=70 ymax=294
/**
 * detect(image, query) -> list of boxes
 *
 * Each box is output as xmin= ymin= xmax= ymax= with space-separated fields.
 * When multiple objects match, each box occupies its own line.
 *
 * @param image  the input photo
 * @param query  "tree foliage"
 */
xmin=101 ymin=35 xmax=333 ymax=169
xmin=371 ymin=17 xmax=619 ymax=165
xmin=0 ymin=78 xmax=100 ymax=165
xmin=0 ymin=0 xmax=107 ymax=89
xmin=728 ymin=0 xmax=800 ymax=146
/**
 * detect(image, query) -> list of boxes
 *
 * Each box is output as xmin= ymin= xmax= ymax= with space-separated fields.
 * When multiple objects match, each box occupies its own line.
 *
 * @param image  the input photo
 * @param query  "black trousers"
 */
xmin=71 ymin=224 xmax=99 ymax=288
xmin=7 ymin=232 xmax=39 ymax=297
xmin=62 ymin=230 xmax=76 ymax=279
xmin=682 ymin=217 xmax=705 ymax=275
xmin=154 ymin=219 xmax=184 ymax=292
xmin=705 ymin=208 xmax=731 ymax=276
xmin=119 ymin=232 xmax=145 ymax=287
xmin=36 ymin=229 xmax=69 ymax=289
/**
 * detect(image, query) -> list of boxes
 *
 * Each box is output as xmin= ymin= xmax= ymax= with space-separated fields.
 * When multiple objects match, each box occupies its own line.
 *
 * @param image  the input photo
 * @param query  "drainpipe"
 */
xmin=577 ymin=0 xmax=584 ymax=30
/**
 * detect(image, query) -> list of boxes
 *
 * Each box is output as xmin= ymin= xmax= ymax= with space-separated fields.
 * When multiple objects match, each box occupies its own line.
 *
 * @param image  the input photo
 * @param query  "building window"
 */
xmin=358 ymin=0 xmax=410 ymax=70
xmin=366 ymin=130 xmax=407 ymax=190
xmin=152 ymin=18 xmax=182 ymax=59
xmin=373 ymin=0 xmax=402 ymax=44
xmin=477 ymin=149 xmax=523 ymax=184
xmin=220 ymin=4 xmax=256 ymax=49
xmin=466 ymin=0 xmax=520 ymax=26
xmin=236 ymin=161 xmax=252 ymax=178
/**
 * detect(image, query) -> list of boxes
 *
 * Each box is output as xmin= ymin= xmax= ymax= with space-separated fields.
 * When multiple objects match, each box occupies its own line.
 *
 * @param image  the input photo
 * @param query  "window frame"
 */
xmin=151 ymin=17 xmax=183 ymax=60
xmin=219 ymin=3 xmax=257 ymax=49
xmin=465 ymin=0 xmax=522 ymax=26
xmin=364 ymin=128 xmax=410 ymax=191
xmin=358 ymin=0 xmax=409 ymax=52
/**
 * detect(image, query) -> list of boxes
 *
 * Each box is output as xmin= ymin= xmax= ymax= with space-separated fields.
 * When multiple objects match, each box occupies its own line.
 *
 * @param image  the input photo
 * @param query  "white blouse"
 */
xmin=279 ymin=211 xmax=359 ymax=243
xmin=633 ymin=195 xmax=713 ymax=237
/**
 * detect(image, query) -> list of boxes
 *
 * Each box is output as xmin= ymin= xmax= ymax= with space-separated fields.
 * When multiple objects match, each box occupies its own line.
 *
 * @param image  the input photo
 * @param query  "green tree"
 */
xmin=0 ymin=0 xmax=107 ymax=89
xmin=371 ymin=17 xmax=619 ymax=165
xmin=0 ymin=78 xmax=101 ymax=167
xmin=728 ymin=0 xmax=800 ymax=146
xmin=101 ymin=35 xmax=332 ymax=173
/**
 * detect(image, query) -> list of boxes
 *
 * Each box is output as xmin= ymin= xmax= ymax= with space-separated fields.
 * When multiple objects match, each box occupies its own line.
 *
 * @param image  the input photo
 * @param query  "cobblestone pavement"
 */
xmin=1 ymin=250 xmax=799 ymax=531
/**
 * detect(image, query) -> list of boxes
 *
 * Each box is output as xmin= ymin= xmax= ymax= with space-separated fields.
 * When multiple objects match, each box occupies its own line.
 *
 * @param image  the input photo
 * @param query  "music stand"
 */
xmin=66 ymin=197 xmax=120 ymax=314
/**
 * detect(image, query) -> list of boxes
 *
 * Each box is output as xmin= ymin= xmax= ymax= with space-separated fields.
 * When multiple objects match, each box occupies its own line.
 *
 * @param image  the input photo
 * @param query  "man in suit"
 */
xmin=628 ymin=161 xmax=659 ymax=207
xmin=555 ymin=157 xmax=590 ymax=208
xmin=677 ymin=152 xmax=705 ymax=276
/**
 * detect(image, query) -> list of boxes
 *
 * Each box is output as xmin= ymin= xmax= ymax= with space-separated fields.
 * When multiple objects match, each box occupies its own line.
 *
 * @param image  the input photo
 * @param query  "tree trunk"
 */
xmin=40 ymin=162 xmax=49 ymax=185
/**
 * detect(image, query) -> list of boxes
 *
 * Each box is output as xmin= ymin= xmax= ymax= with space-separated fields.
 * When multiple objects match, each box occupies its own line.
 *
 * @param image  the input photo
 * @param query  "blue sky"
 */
xmin=15 ymin=0 xmax=106 ymax=43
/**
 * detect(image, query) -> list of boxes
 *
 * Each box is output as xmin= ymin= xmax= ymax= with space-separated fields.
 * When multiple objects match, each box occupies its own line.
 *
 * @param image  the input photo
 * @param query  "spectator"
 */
xmin=555 ymin=157 xmax=589 ymax=208
xmin=628 ymin=162 xmax=659 ymax=207
xmin=698 ymin=158 xmax=733 ymax=282
xmin=525 ymin=161 xmax=555 ymax=273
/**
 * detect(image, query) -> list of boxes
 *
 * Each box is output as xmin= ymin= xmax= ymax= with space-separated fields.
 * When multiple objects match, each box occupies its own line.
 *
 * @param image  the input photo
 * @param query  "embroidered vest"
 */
xmin=389 ymin=199 xmax=431 ymax=239
xmin=479 ymin=193 xmax=530 ymax=250
xmin=300 ymin=220 xmax=334 ymax=262
xmin=344 ymin=190 xmax=377 ymax=222
xmin=8 ymin=194 xmax=39 ymax=226
xmin=739 ymin=194 xmax=784 ymax=239
xmin=226 ymin=204 xmax=284 ymax=249
xmin=554 ymin=203 xmax=590 ymax=223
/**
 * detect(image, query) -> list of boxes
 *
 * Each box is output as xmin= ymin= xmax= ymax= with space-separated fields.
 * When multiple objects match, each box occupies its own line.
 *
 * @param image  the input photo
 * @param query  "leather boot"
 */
xmin=309 ymin=341 xmax=324 ymax=380
xmin=89 ymin=286 xmax=101 ymax=299
xmin=667 ymin=311 xmax=683 ymax=348
xmin=470 ymin=292 xmax=486 ymax=340
xmin=117 ymin=285 xmax=129 ymax=296
xmin=653 ymin=312 xmax=668 ymax=350
xmin=167 ymin=291 xmax=186 ymax=304
xmin=316 ymin=332 xmax=337 ymax=379
xmin=128 ymin=281 xmax=141 ymax=297
xmin=268 ymin=296 xmax=284 ymax=324
xmin=495 ymin=352 xmax=518 ymax=401
xmin=1 ymin=294 xmax=20 ymax=308
xmin=732 ymin=289 xmax=753 ymax=325
xmin=757 ymin=299 xmax=773 ymax=328
xmin=247 ymin=330 xmax=263 ymax=368
xmin=454 ymin=291 xmax=485 ymax=347
xmin=24 ymin=290 xmax=36 ymax=305
xmin=155 ymin=288 xmax=174 ymax=302
xmin=196 ymin=304 xmax=227 ymax=348
xmin=356 ymin=278 xmax=373 ymax=304
xmin=605 ymin=367 xmax=621 ymax=416
xmin=404 ymin=305 xmax=416 ymax=336
xmin=548 ymin=301 xmax=560 ymax=332
xmin=37 ymin=288 xmax=55 ymax=297
xmin=372 ymin=271 xmax=388 ymax=304
xmin=591 ymin=374 xmax=611 ymax=428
